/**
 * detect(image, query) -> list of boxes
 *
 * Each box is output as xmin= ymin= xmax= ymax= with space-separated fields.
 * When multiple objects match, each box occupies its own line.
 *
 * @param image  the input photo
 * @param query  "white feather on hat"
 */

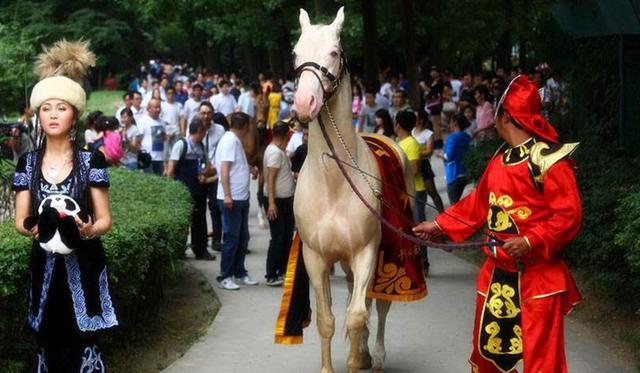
xmin=30 ymin=39 xmax=96 ymax=116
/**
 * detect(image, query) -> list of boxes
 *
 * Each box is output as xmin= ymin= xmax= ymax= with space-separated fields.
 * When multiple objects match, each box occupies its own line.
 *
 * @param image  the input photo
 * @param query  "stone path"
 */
xmin=163 ymin=158 xmax=637 ymax=373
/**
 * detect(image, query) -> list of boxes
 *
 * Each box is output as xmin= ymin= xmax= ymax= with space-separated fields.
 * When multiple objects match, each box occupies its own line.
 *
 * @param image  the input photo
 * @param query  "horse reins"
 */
xmin=294 ymin=53 xmax=502 ymax=251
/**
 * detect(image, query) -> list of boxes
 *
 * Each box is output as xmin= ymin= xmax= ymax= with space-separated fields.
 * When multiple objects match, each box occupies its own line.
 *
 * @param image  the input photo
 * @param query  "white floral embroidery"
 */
xmin=28 ymin=254 xmax=55 ymax=331
xmin=80 ymin=345 xmax=105 ymax=372
xmin=64 ymin=254 xmax=118 ymax=332
xmin=36 ymin=347 xmax=48 ymax=373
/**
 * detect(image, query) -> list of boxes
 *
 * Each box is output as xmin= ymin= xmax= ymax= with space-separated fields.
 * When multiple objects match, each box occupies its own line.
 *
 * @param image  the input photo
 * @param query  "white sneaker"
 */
xmin=238 ymin=275 xmax=258 ymax=286
xmin=266 ymin=277 xmax=284 ymax=287
xmin=219 ymin=277 xmax=240 ymax=291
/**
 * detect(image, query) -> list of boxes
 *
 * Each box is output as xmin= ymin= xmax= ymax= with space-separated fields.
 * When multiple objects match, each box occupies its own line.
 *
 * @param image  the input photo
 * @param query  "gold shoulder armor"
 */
xmin=528 ymin=142 xmax=579 ymax=187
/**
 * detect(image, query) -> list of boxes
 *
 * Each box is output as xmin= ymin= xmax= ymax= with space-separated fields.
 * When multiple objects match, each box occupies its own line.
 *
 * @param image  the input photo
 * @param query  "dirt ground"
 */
xmin=107 ymin=262 xmax=219 ymax=373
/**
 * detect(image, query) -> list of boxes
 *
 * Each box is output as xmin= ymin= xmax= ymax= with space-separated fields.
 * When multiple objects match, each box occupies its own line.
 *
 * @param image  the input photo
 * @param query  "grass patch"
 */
xmin=106 ymin=261 xmax=219 ymax=373
xmin=85 ymin=90 xmax=124 ymax=117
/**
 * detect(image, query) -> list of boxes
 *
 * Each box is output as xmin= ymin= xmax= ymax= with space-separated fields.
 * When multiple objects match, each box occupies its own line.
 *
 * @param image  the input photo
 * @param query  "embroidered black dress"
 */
xmin=12 ymin=150 xmax=118 ymax=372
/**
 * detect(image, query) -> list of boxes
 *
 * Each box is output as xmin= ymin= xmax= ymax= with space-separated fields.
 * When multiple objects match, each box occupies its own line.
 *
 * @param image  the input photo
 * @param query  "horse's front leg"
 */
xmin=372 ymin=300 xmax=391 ymax=372
xmin=346 ymin=242 xmax=377 ymax=373
xmin=304 ymin=245 xmax=335 ymax=373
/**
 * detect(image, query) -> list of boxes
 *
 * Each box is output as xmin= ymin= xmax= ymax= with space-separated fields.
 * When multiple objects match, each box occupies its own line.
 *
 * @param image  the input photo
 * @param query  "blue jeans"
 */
xmin=123 ymin=162 xmax=137 ymax=170
xmin=216 ymin=199 xmax=250 ymax=281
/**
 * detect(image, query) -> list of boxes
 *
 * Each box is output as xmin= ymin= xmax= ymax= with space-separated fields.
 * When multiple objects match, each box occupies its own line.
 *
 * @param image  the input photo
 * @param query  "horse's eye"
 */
xmin=330 ymin=51 xmax=339 ymax=58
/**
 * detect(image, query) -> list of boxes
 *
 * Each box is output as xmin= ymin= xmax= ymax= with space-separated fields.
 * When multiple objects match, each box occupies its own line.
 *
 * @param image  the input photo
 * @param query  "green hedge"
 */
xmin=0 ymin=168 xmax=191 ymax=371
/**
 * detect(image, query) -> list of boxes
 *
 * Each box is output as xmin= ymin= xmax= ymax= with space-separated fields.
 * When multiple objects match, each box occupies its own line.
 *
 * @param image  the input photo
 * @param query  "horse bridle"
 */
xmin=294 ymin=49 xmax=347 ymax=103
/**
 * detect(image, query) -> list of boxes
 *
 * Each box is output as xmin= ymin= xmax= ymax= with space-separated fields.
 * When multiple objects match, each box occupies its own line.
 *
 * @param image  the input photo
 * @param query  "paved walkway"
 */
xmin=164 ymin=159 xmax=637 ymax=373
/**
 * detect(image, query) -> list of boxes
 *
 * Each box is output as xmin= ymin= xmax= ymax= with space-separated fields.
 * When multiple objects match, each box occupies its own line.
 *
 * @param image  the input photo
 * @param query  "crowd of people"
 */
xmin=7 ymin=31 xmax=580 ymax=371
xmin=94 ymin=62 xmax=305 ymax=291
xmin=6 ymin=58 xmax=568 ymax=291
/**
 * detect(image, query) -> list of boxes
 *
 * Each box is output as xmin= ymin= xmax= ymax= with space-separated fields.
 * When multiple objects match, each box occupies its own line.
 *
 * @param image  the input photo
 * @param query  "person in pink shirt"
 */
xmin=473 ymin=84 xmax=496 ymax=141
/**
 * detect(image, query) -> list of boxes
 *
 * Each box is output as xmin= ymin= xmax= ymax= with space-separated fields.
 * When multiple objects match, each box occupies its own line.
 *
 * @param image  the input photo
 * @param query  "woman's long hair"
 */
xmin=375 ymin=108 xmax=394 ymax=137
xmin=30 ymin=108 xmax=89 ymax=217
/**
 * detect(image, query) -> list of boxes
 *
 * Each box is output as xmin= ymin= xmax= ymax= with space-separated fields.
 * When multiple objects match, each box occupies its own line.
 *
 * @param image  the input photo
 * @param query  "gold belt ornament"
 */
xmin=478 ymin=268 xmax=523 ymax=372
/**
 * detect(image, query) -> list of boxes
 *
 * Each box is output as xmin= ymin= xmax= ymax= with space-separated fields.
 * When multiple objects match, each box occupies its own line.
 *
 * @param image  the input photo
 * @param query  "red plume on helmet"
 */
xmin=497 ymin=75 xmax=559 ymax=143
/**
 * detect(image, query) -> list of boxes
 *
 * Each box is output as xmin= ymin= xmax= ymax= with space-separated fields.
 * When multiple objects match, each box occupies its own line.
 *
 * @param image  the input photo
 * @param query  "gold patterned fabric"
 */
xmin=478 ymin=268 xmax=523 ymax=372
xmin=362 ymin=134 xmax=427 ymax=302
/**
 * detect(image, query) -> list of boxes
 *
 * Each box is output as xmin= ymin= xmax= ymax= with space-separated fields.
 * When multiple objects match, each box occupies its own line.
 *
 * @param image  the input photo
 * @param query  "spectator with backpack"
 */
xmin=166 ymin=118 xmax=217 ymax=261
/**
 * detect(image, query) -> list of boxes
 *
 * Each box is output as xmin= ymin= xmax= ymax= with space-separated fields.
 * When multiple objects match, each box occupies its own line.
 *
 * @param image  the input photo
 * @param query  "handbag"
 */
xmin=137 ymin=150 xmax=152 ymax=169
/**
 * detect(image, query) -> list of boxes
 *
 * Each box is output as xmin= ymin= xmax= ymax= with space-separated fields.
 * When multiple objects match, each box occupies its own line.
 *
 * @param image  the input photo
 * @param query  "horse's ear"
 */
xmin=299 ymin=8 xmax=311 ymax=30
xmin=330 ymin=6 xmax=345 ymax=32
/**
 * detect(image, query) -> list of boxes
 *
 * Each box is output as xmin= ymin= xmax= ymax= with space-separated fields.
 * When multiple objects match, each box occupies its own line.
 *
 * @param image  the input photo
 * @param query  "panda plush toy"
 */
xmin=24 ymin=195 xmax=83 ymax=255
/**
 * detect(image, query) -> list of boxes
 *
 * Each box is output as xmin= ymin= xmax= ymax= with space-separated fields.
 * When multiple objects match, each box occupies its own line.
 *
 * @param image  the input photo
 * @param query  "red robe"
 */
xmin=436 ymin=138 xmax=582 ymax=372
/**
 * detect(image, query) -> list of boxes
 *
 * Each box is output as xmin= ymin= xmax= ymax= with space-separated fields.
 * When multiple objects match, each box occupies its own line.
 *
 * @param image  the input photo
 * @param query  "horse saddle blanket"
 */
xmin=274 ymin=134 xmax=427 ymax=345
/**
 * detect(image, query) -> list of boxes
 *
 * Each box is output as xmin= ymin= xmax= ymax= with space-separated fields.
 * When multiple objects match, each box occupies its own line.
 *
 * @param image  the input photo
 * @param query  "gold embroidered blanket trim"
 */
xmin=274 ymin=233 xmax=311 ymax=344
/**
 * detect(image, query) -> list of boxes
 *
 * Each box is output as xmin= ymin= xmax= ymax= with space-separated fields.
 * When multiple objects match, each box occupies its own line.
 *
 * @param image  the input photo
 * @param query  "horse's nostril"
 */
xmin=309 ymin=95 xmax=315 ymax=108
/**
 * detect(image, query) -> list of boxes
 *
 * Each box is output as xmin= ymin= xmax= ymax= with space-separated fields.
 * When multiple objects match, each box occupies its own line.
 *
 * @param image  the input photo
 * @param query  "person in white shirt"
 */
xmin=358 ymin=88 xmax=383 ymax=132
xmin=285 ymin=120 xmax=304 ymax=158
xmin=137 ymin=98 xmax=167 ymax=175
xmin=182 ymin=83 xmax=204 ymax=136
xmin=115 ymin=91 xmax=133 ymax=126
xmin=210 ymin=80 xmax=238 ymax=118
xmin=161 ymin=86 xmax=184 ymax=168
xmin=214 ymin=112 xmax=258 ymax=290
xmin=449 ymin=73 xmax=463 ymax=103
xmin=131 ymin=91 xmax=145 ymax=124
xmin=199 ymin=101 xmax=226 ymax=251
xmin=237 ymin=83 xmax=256 ymax=118
xmin=262 ymin=122 xmax=296 ymax=286
xmin=138 ymin=78 xmax=148 ymax=97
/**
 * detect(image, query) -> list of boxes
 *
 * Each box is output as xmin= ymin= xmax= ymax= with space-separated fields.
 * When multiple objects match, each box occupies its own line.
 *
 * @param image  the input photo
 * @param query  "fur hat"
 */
xmin=30 ymin=39 xmax=96 ymax=116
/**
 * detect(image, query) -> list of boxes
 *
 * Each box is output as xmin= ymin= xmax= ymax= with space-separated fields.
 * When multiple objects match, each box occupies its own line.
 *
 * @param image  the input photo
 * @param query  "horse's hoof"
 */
xmin=372 ymin=368 xmax=384 ymax=373
xmin=360 ymin=352 xmax=373 ymax=370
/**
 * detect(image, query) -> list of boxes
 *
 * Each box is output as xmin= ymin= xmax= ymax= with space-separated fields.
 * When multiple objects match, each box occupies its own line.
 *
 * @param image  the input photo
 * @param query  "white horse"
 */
xmin=293 ymin=7 xmax=414 ymax=373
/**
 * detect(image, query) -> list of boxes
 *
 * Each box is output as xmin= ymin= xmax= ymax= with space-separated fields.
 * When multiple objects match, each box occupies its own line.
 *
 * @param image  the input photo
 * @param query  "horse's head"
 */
xmin=293 ymin=7 xmax=345 ymax=123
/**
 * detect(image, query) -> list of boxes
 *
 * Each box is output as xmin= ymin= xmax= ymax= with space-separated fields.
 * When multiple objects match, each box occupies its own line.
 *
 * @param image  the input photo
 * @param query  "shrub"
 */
xmin=0 ymin=168 xmax=191 ymax=369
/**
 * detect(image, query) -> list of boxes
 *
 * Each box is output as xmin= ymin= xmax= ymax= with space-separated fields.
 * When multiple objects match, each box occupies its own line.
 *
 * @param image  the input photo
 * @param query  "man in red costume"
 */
xmin=414 ymin=75 xmax=582 ymax=373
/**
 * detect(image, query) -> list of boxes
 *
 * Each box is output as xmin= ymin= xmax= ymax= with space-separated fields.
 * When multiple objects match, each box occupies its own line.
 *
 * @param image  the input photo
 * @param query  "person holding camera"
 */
xmin=166 ymin=118 xmax=216 ymax=261
xmin=6 ymin=103 xmax=34 ymax=161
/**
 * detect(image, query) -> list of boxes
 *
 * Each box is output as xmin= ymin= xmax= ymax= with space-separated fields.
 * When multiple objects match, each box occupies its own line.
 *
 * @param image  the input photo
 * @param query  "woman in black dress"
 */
xmin=13 ymin=40 xmax=117 ymax=372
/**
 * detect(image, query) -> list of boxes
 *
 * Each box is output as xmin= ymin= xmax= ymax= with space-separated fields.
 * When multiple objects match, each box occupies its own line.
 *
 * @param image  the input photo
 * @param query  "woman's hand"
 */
xmin=29 ymin=225 xmax=39 ymax=241
xmin=75 ymin=215 xmax=97 ymax=240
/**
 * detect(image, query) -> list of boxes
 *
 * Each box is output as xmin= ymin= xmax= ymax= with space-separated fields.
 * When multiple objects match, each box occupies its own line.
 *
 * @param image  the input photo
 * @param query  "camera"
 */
xmin=0 ymin=121 xmax=27 ymax=160
xmin=0 ymin=121 xmax=26 ymax=138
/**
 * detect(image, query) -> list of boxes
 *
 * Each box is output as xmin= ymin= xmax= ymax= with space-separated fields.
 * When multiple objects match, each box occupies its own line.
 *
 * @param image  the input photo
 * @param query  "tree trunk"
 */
xmin=362 ymin=0 xmax=379 ymax=85
xmin=497 ymin=0 xmax=513 ymax=71
xmin=518 ymin=38 xmax=527 ymax=71
xmin=242 ymin=41 xmax=257 ymax=81
xmin=401 ymin=0 xmax=419 ymax=107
